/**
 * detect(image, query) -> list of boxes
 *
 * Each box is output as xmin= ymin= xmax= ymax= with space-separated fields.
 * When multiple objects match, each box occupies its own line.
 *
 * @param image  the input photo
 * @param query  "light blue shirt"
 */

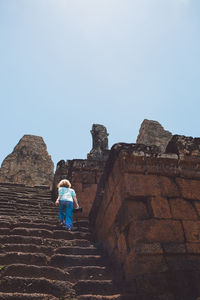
xmin=58 ymin=187 xmax=76 ymax=202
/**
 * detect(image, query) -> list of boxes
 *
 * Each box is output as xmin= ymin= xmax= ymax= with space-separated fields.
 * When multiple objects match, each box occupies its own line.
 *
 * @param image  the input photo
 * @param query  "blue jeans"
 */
xmin=59 ymin=200 xmax=73 ymax=230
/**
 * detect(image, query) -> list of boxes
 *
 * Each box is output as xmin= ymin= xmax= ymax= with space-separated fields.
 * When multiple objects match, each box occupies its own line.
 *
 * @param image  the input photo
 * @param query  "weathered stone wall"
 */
xmin=53 ymin=159 xmax=105 ymax=217
xmin=137 ymin=119 xmax=172 ymax=152
xmin=0 ymin=135 xmax=54 ymax=188
xmin=90 ymin=140 xmax=200 ymax=299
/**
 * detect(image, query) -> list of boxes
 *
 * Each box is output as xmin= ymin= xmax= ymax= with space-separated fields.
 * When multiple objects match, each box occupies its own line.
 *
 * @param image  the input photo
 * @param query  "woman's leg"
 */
xmin=58 ymin=201 xmax=65 ymax=224
xmin=65 ymin=201 xmax=73 ymax=230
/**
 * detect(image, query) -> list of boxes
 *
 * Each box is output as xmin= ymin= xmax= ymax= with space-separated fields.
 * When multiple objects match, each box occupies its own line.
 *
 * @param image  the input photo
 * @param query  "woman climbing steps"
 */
xmin=55 ymin=179 xmax=79 ymax=231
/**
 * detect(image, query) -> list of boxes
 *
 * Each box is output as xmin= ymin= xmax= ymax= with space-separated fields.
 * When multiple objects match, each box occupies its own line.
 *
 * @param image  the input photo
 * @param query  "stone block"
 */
xmin=95 ymin=185 xmax=123 ymax=240
xmin=104 ymin=232 xmax=117 ymax=256
xmin=167 ymin=270 xmax=200 ymax=300
xmin=150 ymin=196 xmax=171 ymax=218
xmin=104 ymin=174 xmax=115 ymax=204
xmin=183 ymin=221 xmax=200 ymax=242
xmin=135 ymin=242 xmax=163 ymax=255
xmin=165 ymin=255 xmax=190 ymax=271
xmin=194 ymin=202 xmax=200 ymax=217
xmin=71 ymin=171 xmax=96 ymax=184
xmin=124 ymin=249 xmax=168 ymax=279
xmin=128 ymin=220 xmax=184 ymax=248
xmin=72 ymin=183 xmax=83 ymax=193
xmin=124 ymin=173 xmax=180 ymax=198
xmin=96 ymin=171 xmax=103 ymax=183
xmin=79 ymin=184 xmax=97 ymax=217
xmin=117 ymin=233 xmax=128 ymax=257
xmin=169 ymin=198 xmax=198 ymax=220
xmin=111 ymin=158 xmax=123 ymax=185
xmin=176 ymin=178 xmax=200 ymax=200
xmin=166 ymin=255 xmax=200 ymax=272
xmin=163 ymin=243 xmax=186 ymax=254
xmin=136 ymin=273 xmax=171 ymax=296
xmin=112 ymin=233 xmax=128 ymax=265
xmin=116 ymin=199 xmax=149 ymax=231
xmin=186 ymin=243 xmax=200 ymax=254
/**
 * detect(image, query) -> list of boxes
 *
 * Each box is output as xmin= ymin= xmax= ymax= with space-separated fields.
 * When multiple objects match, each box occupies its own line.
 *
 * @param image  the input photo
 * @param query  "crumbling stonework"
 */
xmin=137 ymin=119 xmax=172 ymax=152
xmin=0 ymin=135 xmax=54 ymax=187
xmin=90 ymin=138 xmax=200 ymax=299
xmin=166 ymin=134 xmax=200 ymax=157
xmin=53 ymin=159 xmax=106 ymax=217
xmin=87 ymin=124 xmax=110 ymax=161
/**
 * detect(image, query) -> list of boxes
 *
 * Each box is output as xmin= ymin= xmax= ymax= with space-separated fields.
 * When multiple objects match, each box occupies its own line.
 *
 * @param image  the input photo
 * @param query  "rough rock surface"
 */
xmin=87 ymin=124 xmax=110 ymax=161
xmin=90 ymin=142 xmax=200 ymax=299
xmin=166 ymin=134 xmax=200 ymax=157
xmin=0 ymin=135 xmax=54 ymax=187
xmin=137 ymin=119 xmax=172 ymax=152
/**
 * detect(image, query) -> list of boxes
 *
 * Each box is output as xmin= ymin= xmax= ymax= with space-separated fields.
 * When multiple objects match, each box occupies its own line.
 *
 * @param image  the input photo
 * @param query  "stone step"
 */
xmin=0 ymin=200 xmax=14 ymax=205
xmin=74 ymin=280 xmax=118 ymax=296
xmin=52 ymin=230 xmax=91 ymax=240
xmin=0 ymin=211 xmax=16 ymax=216
xmin=0 ymin=252 xmax=48 ymax=266
xmin=0 ymin=235 xmax=91 ymax=247
xmin=11 ymin=222 xmax=89 ymax=233
xmin=0 ymin=244 xmax=97 ymax=256
xmin=36 ymin=211 xmax=57 ymax=215
xmin=1 ymin=264 xmax=68 ymax=281
xmin=16 ymin=203 xmax=40 ymax=207
xmin=6 ymin=228 xmax=91 ymax=240
xmin=77 ymin=295 xmax=136 ymax=300
xmin=0 ymin=292 xmax=59 ymax=300
xmin=0 ymin=204 xmax=14 ymax=209
xmin=0 ymin=277 xmax=73 ymax=298
xmin=65 ymin=266 xmax=109 ymax=281
xmin=0 ymin=221 xmax=11 ymax=228
xmin=55 ymin=246 xmax=98 ymax=255
xmin=15 ymin=218 xmax=87 ymax=226
xmin=16 ymin=211 xmax=55 ymax=217
xmin=0 ymin=244 xmax=53 ymax=255
xmin=9 ymin=228 xmax=53 ymax=238
xmin=77 ymin=295 xmax=122 ymax=300
xmin=0 ymin=228 xmax=10 ymax=235
xmin=49 ymin=254 xmax=104 ymax=268
xmin=13 ymin=203 xmax=54 ymax=209
xmin=0 ymin=218 xmax=87 ymax=229
xmin=1 ymin=264 xmax=109 ymax=282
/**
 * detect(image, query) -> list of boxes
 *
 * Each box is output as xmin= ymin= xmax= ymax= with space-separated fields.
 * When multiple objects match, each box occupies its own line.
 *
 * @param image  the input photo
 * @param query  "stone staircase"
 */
xmin=0 ymin=183 xmax=131 ymax=300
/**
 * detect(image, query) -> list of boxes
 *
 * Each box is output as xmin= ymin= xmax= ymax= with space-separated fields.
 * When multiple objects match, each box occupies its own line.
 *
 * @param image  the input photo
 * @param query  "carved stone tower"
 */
xmin=87 ymin=124 xmax=109 ymax=161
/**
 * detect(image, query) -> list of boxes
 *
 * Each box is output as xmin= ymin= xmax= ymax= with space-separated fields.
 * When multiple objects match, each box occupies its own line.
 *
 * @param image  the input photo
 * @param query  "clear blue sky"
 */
xmin=0 ymin=0 xmax=200 ymax=168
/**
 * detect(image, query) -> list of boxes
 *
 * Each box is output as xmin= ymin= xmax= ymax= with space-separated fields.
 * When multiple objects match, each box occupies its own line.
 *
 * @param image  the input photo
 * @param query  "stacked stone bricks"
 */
xmin=90 ymin=139 xmax=200 ymax=299
xmin=53 ymin=159 xmax=106 ymax=217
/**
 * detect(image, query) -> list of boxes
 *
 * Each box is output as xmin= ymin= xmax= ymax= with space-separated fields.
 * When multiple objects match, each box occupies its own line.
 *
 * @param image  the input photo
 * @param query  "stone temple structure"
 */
xmin=0 ymin=135 xmax=54 ymax=187
xmin=137 ymin=119 xmax=172 ymax=152
xmin=2 ymin=122 xmax=200 ymax=298
xmin=87 ymin=124 xmax=110 ymax=161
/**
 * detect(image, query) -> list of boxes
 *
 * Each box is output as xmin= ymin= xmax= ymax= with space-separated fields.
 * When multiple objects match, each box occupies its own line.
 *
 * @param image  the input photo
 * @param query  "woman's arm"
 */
xmin=73 ymin=196 xmax=79 ymax=209
xmin=55 ymin=195 xmax=61 ymax=206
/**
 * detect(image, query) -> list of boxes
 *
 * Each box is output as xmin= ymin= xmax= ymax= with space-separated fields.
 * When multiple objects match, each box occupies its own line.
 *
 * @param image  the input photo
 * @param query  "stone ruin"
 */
xmin=0 ymin=135 xmax=54 ymax=187
xmin=90 ymin=138 xmax=200 ymax=299
xmin=137 ymin=119 xmax=172 ymax=152
xmin=1 ymin=122 xmax=200 ymax=298
xmin=87 ymin=124 xmax=110 ymax=161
